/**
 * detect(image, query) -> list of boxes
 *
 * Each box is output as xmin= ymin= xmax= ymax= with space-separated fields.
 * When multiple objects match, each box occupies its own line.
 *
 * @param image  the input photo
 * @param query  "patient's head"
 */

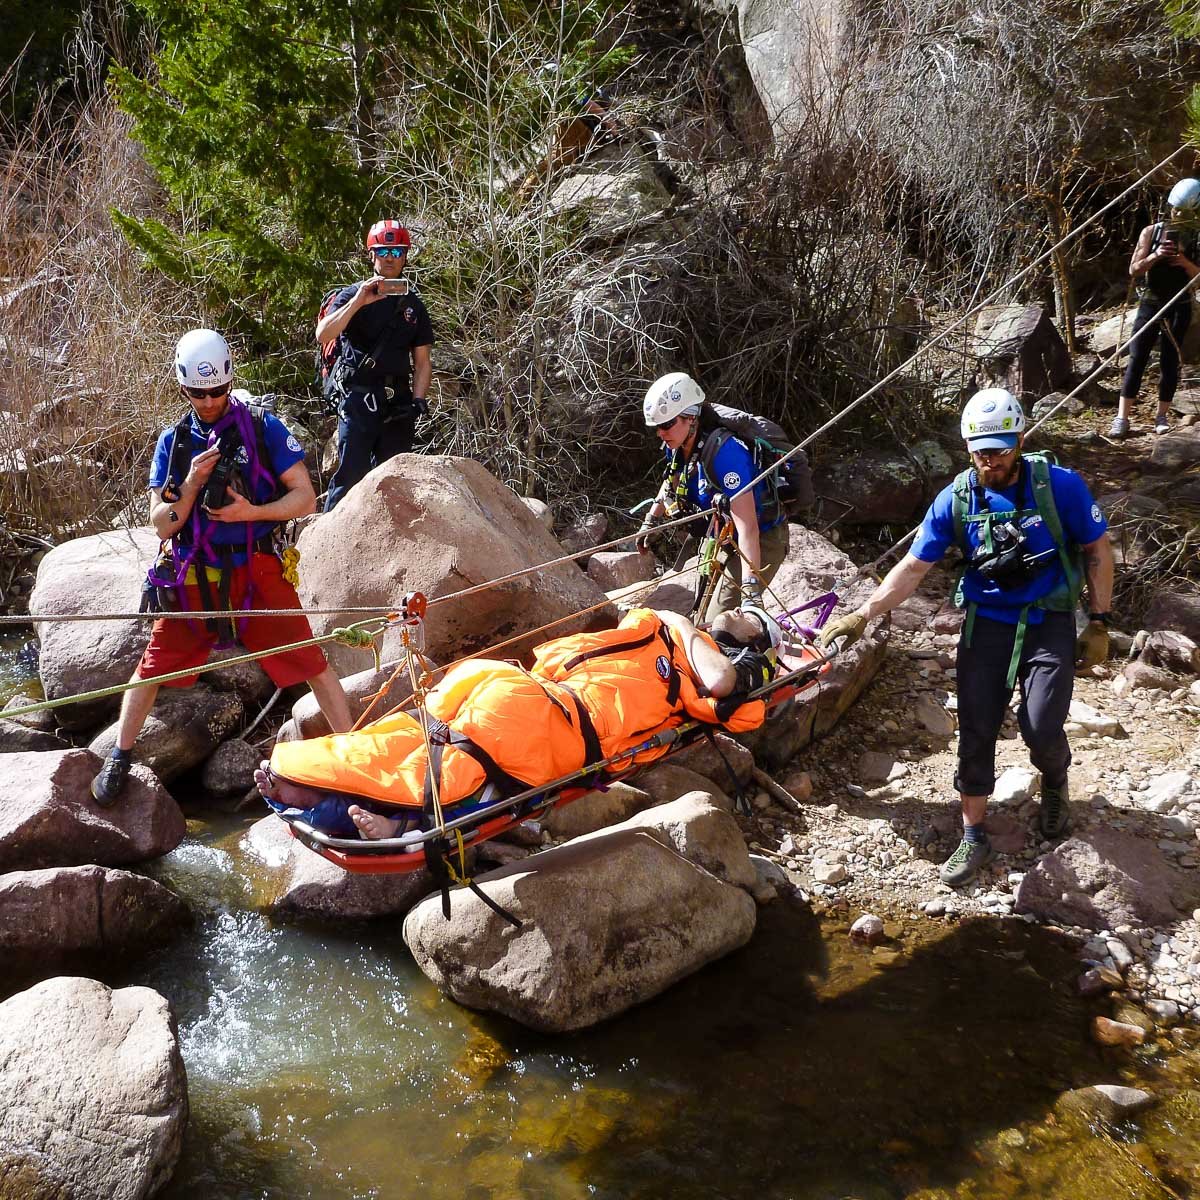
xmin=709 ymin=607 xmax=780 ymax=694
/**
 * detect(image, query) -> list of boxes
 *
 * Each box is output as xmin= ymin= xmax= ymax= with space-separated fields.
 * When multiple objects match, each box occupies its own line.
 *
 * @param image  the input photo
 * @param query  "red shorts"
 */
xmin=136 ymin=553 xmax=328 ymax=688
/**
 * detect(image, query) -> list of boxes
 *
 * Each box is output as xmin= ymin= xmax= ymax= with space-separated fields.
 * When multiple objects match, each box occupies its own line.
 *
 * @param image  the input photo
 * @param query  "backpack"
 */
xmin=314 ymin=288 xmax=345 ymax=406
xmin=697 ymin=403 xmax=814 ymax=521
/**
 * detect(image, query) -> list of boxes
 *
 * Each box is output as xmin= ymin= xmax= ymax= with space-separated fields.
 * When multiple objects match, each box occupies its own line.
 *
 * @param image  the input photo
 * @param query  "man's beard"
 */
xmin=980 ymin=457 xmax=1020 ymax=488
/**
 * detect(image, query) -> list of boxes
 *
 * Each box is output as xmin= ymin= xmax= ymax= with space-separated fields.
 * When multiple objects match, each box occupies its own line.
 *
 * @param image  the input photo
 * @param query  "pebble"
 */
xmin=812 ymin=861 xmax=847 ymax=885
xmin=1091 ymin=1016 xmax=1146 ymax=1047
xmin=1144 ymin=998 xmax=1181 ymax=1026
xmin=850 ymin=913 xmax=886 ymax=944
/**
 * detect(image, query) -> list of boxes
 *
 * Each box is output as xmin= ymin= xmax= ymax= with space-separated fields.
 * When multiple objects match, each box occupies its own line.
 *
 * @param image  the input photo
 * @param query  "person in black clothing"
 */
xmin=1109 ymin=178 xmax=1200 ymax=439
xmin=318 ymin=219 xmax=435 ymax=511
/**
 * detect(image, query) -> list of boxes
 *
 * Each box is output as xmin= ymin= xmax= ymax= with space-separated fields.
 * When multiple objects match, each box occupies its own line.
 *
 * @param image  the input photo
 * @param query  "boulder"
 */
xmin=586 ymin=550 xmax=656 ymax=591
xmin=0 ymin=866 xmax=188 ymax=972
xmin=0 ymin=977 xmax=187 ymax=1200
xmin=521 ymin=496 xmax=554 ymax=530
xmin=203 ymin=649 xmax=276 ymax=707
xmin=0 ymin=749 xmax=185 ymax=870
xmin=0 ymin=716 xmax=69 ymax=753
xmin=547 ymin=168 xmax=671 ymax=229
xmin=1139 ymin=630 xmax=1200 ymax=676
xmin=1084 ymin=308 xmax=1139 ymax=355
xmin=89 ymin=686 xmax=245 ymax=782
xmin=811 ymin=448 xmax=926 ymax=525
xmin=1147 ymin=427 xmax=1200 ymax=473
xmin=541 ymin=781 xmax=652 ymax=839
xmin=1056 ymin=1084 xmax=1155 ymax=1123
xmin=404 ymin=825 xmax=756 ymax=1032
xmin=972 ymin=304 xmax=1073 ymax=398
xmin=1121 ymin=660 xmax=1181 ymax=693
xmin=295 ymin=455 xmax=613 ymax=677
xmin=635 ymin=762 xmax=732 ymax=811
xmin=1013 ymin=828 xmax=1200 ymax=929
xmin=242 ymin=816 xmax=436 ymax=920
xmin=1031 ymin=392 xmax=1085 ymax=420
xmin=200 ymin=738 xmax=260 ymax=796
xmin=622 ymin=791 xmax=759 ymax=891
xmin=29 ymin=527 xmax=159 ymax=730
xmin=1144 ymin=591 xmax=1200 ymax=642
xmin=283 ymin=657 xmax=420 ymax=741
xmin=669 ymin=732 xmax=756 ymax=789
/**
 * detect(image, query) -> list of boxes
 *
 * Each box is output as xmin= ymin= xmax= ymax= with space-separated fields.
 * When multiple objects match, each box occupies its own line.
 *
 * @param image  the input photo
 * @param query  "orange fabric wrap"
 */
xmin=271 ymin=609 xmax=765 ymax=811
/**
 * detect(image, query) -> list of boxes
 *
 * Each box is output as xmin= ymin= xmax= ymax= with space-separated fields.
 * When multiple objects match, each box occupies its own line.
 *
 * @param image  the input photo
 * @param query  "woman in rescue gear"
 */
xmin=1109 ymin=177 xmax=1200 ymax=439
xmin=89 ymin=329 xmax=352 ymax=807
xmin=256 ymin=606 xmax=780 ymax=839
xmin=819 ymin=390 xmax=1114 ymax=889
xmin=636 ymin=371 xmax=792 ymax=622
xmin=317 ymin=219 xmax=435 ymax=511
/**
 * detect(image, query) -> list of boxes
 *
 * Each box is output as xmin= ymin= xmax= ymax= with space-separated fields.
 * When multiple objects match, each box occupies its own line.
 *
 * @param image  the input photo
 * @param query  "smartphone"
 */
xmin=381 ymin=279 xmax=409 ymax=295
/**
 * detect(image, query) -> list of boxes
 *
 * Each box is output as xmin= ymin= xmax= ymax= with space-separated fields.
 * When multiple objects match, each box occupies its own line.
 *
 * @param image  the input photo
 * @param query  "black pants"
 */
xmin=324 ymin=390 xmax=417 ymax=512
xmin=1121 ymin=299 xmax=1192 ymax=406
xmin=953 ymin=611 xmax=1075 ymax=797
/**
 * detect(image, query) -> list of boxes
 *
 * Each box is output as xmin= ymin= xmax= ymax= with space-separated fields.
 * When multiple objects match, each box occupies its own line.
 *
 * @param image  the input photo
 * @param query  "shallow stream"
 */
xmin=2 ymin=649 xmax=1199 ymax=1198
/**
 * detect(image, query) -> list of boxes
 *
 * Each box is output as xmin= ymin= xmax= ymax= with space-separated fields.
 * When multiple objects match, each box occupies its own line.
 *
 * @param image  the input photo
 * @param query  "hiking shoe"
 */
xmin=1108 ymin=416 xmax=1130 ymax=438
xmin=1154 ymin=415 xmax=1171 ymax=435
xmin=90 ymin=754 xmax=130 ymax=808
xmin=1038 ymin=780 xmax=1072 ymax=840
xmin=938 ymin=836 xmax=996 ymax=887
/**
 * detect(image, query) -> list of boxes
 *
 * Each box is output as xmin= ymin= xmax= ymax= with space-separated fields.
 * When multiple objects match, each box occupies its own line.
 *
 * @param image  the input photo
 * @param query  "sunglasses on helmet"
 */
xmin=184 ymin=383 xmax=231 ymax=400
xmin=371 ymin=246 xmax=408 ymax=258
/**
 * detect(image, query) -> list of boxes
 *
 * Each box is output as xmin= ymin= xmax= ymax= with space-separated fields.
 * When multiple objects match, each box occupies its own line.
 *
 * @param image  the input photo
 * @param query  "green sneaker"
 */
xmin=1038 ymin=780 xmax=1071 ymax=840
xmin=938 ymin=836 xmax=996 ymax=887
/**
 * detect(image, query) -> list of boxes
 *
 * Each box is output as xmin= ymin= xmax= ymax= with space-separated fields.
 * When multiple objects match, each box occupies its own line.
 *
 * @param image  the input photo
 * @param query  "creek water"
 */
xmin=1 ymin=646 xmax=1198 ymax=1198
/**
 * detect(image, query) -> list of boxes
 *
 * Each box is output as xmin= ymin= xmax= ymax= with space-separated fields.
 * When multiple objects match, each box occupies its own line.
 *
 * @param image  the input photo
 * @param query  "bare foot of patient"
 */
xmin=348 ymin=805 xmax=403 ymax=840
xmin=254 ymin=761 xmax=325 ymax=809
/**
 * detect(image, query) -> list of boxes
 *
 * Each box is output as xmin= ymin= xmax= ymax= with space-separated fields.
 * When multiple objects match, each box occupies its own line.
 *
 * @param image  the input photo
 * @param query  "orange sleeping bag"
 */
xmin=270 ymin=608 xmax=765 ymax=811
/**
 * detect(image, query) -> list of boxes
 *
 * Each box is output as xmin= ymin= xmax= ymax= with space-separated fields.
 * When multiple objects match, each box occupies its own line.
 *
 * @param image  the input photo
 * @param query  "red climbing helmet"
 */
xmin=365 ymin=219 xmax=411 ymax=251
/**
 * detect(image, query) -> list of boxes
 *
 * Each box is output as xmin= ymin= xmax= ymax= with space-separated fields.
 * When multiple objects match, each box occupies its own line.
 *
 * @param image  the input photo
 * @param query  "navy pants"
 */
xmin=324 ymin=390 xmax=417 ymax=512
xmin=1121 ymin=299 xmax=1191 ymax=406
xmin=953 ymin=611 xmax=1075 ymax=797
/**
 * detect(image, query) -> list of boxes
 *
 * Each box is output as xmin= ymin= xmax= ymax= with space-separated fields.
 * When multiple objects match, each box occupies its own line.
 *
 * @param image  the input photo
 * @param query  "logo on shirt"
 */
xmin=286 ymin=435 xmax=301 ymax=453
xmin=1091 ymin=503 xmax=1101 ymax=523
xmin=655 ymin=655 xmax=671 ymax=681
xmin=404 ymin=306 xmax=416 ymax=324
xmin=723 ymin=471 xmax=742 ymax=490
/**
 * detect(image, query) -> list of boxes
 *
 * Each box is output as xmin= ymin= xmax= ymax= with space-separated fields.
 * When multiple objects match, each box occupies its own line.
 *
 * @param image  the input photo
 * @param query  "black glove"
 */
xmin=412 ymin=397 xmax=430 ymax=417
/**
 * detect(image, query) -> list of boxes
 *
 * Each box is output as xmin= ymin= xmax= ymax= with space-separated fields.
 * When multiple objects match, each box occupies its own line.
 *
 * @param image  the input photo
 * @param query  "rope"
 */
xmin=857 ymin=271 xmax=1198 ymax=582
xmin=0 ymin=617 xmax=390 ymax=723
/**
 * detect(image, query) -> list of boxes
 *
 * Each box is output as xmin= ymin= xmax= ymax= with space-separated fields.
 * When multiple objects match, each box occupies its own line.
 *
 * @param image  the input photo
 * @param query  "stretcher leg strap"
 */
xmin=703 ymin=727 xmax=749 ymax=815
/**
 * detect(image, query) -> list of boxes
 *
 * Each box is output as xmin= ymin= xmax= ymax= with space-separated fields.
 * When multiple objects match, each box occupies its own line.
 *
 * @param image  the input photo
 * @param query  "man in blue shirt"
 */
xmin=637 ymin=371 xmax=791 ymax=621
xmin=819 ymin=390 xmax=1115 ymax=887
xmin=90 ymin=329 xmax=351 ymax=806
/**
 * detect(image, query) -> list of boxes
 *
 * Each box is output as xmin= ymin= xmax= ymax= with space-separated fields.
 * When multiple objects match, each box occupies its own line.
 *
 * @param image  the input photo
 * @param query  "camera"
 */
xmin=972 ymin=521 xmax=1036 ymax=590
xmin=202 ymin=430 xmax=242 ymax=510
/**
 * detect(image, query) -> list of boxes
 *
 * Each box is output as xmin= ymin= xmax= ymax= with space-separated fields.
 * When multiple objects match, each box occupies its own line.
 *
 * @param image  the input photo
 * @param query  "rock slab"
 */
xmin=0 ymin=976 xmax=187 ymax=1200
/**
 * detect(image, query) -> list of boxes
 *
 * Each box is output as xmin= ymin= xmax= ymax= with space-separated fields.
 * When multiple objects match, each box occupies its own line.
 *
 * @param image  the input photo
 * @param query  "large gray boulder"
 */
xmin=811 ymin=448 xmax=927 ymax=525
xmin=404 ymin=823 xmax=757 ymax=1032
xmin=0 ymin=749 xmax=185 ymax=871
xmin=541 ymin=781 xmax=652 ymax=839
xmin=1148 ymin=427 xmax=1200 ymax=473
xmin=0 ymin=866 xmax=188 ymax=972
xmin=29 ymin=527 xmax=159 ymax=730
xmin=0 ymin=977 xmax=187 ymax=1200
xmin=242 ymin=816 xmax=436 ymax=921
xmin=296 ymin=454 xmax=613 ymax=677
xmin=1014 ymin=828 xmax=1200 ymax=929
xmin=89 ymin=686 xmax=246 ymax=783
xmin=972 ymin=304 xmax=1073 ymax=399
xmin=1144 ymin=591 xmax=1200 ymax=642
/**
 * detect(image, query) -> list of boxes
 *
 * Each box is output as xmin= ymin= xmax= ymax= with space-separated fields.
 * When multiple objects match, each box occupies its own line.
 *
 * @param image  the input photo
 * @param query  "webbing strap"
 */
xmin=556 ymin=684 xmax=603 ymax=769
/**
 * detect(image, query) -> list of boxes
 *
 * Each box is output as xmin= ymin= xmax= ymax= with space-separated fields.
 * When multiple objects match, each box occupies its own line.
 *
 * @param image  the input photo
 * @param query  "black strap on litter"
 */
xmin=556 ymin=684 xmax=603 ymax=769
xmin=703 ymin=727 xmax=750 ymax=814
xmin=465 ymin=879 xmax=523 ymax=929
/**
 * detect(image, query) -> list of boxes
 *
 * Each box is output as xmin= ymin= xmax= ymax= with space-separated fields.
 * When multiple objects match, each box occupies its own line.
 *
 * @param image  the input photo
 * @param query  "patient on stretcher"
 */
xmin=256 ymin=607 xmax=779 ymax=840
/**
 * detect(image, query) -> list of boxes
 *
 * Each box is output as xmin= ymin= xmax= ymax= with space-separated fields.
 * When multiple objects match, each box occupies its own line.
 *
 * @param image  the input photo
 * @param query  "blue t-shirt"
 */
xmin=667 ymin=434 xmax=784 ymax=530
xmin=912 ymin=461 xmax=1107 ymax=624
xmin=149 ymin=407 xmax=306 ymax=560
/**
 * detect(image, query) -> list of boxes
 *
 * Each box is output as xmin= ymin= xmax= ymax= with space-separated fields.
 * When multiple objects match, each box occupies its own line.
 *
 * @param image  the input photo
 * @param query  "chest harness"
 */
xmin=951 ymin=452 xmax=1083 ymax=688
xmin=143 ymin=399 xmax=288 ymax=643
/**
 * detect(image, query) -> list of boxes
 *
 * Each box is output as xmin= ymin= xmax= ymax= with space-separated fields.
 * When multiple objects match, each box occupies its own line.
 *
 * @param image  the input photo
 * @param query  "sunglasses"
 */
xmin=184 ymin=383 xmax=231 ymax=400
xmin=371 ymin=246 xmax=408 ymax=258
xmin=971 ymin=446 xmax=1016 ymax=461
xmin=654 ymin=415 xmax=681 ymax=432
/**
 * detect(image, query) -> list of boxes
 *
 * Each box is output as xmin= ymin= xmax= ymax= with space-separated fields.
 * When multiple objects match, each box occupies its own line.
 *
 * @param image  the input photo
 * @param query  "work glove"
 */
xmin=818 ymin=610 xmax=867 ymax=651
xmin=1075 ymin=620 xmax=1110 ymax=671
xmin=635 ymin=519 xmax=658 ymax=554
xmin=412 ymin=397 xmax=430 ymax=417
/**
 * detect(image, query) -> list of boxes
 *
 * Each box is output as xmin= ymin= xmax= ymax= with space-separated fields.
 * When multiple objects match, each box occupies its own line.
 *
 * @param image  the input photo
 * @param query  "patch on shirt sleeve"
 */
xmin=1091 ymin=502 xmax=1101 ymax=524
xmin=723 ymin=470 xmax=742 ymax=490
xmin=286 ymin=435 xmax=302 ymax=453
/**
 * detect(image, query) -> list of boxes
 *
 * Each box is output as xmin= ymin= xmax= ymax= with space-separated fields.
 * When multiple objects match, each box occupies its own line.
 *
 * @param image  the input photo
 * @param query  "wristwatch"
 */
xmin=1087 ymin=611 xmax=1112 ymax=626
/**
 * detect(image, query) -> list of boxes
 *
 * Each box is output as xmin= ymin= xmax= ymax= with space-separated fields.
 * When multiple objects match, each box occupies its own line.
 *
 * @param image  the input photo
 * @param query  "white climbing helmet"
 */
xmin=739 ymin=604 xmax=783 ymax=657
xmin=643 ymin=371 xmax=704 ymax=427
xmin=174 ymin=328 xmax=233 ymax=389
xmin=1168 ymin=178 xmax=1200 ymax=210
xmin=960 ymin=388 xmax=1025 ymax=450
